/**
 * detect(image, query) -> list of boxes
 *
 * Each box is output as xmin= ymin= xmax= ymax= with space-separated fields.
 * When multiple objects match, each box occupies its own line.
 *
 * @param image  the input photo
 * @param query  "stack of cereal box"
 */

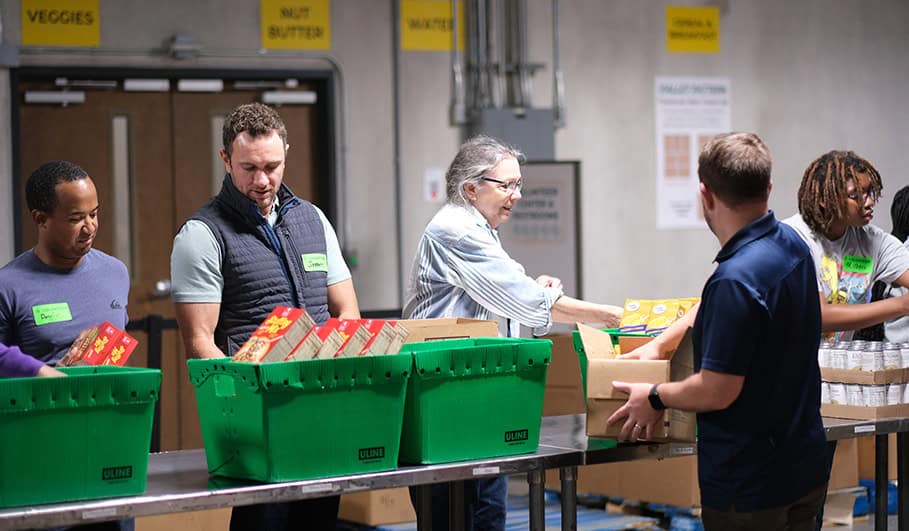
xmin=232 ymin=306 xmax=409 ymax=363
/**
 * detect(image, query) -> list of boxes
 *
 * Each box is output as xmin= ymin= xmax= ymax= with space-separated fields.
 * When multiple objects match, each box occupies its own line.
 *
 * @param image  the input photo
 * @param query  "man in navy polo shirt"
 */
xmin=608 ymin=132 xmax=828 ymax=530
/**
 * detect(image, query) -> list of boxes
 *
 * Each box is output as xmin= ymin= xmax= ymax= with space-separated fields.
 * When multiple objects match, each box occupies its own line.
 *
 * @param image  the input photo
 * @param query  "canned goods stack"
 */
xmin=819 ymin=340 xmax=909 ymax=419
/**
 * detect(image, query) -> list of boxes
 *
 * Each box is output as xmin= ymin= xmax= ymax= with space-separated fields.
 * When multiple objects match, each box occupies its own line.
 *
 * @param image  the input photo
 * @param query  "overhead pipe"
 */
xmin=515 ymin=0 xmax=531 ymax=109
xmin=552 ymin=0 xmax=566 ymax=128
xmin=484 ymin=0 xmax=500 ymax=108
xmin=449 ymin=0 xmax=467 ymax=125
xmin=475 ymin=0 xmax=491 ymax=109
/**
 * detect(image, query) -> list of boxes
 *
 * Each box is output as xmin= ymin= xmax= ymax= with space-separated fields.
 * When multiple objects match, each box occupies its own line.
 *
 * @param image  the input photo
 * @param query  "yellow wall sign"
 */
xmin=401 ymin=0 xmax=464 ymax=52
xmin=665 ymin=6 xmax=719 ymax=53
xmin=21 ymin=0 xmax=100 ymax=47
xmin=261 ymin=0 xmax=331 ymax=50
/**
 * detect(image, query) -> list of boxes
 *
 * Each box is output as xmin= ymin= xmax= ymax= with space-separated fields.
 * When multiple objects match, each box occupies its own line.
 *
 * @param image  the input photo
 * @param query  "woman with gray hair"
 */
xmin=403 ymin=135 xmax=622 ymax=530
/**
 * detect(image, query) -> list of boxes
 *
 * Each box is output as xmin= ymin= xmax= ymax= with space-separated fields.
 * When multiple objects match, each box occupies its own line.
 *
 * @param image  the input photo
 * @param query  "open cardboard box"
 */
xmin=399 ymin=318 xmax=498 ymax=343
xmin=579 ymin=323 xmax=696 ymax=441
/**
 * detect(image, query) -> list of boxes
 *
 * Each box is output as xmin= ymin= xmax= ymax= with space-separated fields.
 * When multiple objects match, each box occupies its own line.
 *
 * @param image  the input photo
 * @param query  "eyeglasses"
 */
xmin=481 ymin=177 xmax=523 ymax=194
xmin=847 ymin=189 xmax=877 ymax=204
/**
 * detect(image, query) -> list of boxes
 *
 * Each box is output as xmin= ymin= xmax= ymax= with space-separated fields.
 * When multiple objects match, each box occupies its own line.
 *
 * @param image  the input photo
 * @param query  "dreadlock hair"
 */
xmin=892 ymin=185 xmax=909 ymax=242
xmin=797 ymin=150 xmax=884 ymax=236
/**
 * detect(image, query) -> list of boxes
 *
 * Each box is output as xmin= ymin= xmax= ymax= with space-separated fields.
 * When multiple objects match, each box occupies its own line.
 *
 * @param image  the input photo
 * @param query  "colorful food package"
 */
xmin=357 ymin=319 xmax=399 ymax=356
xmin=58 ymin=322 xmax=138 ymax=366
xmin=619 ymin=299 xmax=654 ymax=333
xmin=323 ymin=318 xmax=373 ymax=358
xmin=619 ymin=298 xmax=701 ymax=336
xmin=385 ymin=321 xmax=408 ymax=355
xmin=232 ymin=306 xmax=316 ymax=363
xmin=645 ymin=299 xmax=682 ymax=335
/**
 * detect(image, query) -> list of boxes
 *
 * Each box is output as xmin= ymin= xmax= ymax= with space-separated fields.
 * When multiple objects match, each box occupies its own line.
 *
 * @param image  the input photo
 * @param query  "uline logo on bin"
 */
xmin=101 ymin=465 xmax=133 ymax=481
xmin=504 ymin=429 xmax=529 ymax=444
xmin=358 ymin=446 xmax=385 ymax=462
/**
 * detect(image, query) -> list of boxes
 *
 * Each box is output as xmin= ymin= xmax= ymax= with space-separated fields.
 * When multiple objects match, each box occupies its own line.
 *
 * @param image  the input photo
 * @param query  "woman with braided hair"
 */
xmin=783 ymin=150 xmax=909 ymax=341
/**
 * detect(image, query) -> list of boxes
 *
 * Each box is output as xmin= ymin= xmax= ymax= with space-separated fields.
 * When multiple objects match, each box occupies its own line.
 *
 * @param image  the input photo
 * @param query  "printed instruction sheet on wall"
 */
xmin=655 ymin=77 xmax=730 ymax=229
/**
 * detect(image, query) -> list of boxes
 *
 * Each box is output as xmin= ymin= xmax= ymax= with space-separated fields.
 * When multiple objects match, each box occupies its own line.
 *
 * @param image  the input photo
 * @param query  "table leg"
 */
xmin=875 ymin=434 xmax=888 ymax=531
xmin=560 ymin=466 xmax=577 ymax=531
xmin=449 ymin=480 xmax=466 ymax=531
xmin=415 ymin=484 xmax=432 ymax=531
xmin=898 ymin=432 xmax=909 ymax=531
xmin=528 ymin=469 xmax=545 ymax=531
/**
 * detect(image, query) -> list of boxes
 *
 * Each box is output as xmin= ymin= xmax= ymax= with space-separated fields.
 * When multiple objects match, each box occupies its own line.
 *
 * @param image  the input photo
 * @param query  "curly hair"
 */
xmin=797 ymin=150 xmax=883 ymax=235
xmin=222 ymin=103 xmax=287 ymax=157
xmin=25 ymin=160 xmax=89 ymax=214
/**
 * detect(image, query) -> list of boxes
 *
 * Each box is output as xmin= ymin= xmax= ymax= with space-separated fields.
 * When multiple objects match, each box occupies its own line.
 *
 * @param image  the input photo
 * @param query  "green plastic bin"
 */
xmin=398 ymin=337 xmax=551 ymax=464
xmin=189 ymin=355 xmax=411 ymax=482
xmin=572 ymin=329 xmax=652 ymax=450
xmin=0 ymin=366 xmax=161 ymax=508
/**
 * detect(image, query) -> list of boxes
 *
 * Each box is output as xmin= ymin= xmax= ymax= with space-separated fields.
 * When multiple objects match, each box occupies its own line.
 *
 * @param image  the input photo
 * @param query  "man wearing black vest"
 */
xmin=171 ymin=102 xmax=360 ymax=530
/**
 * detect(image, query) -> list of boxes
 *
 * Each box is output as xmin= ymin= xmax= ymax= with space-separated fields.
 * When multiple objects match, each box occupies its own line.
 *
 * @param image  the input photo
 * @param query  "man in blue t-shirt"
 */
xmin=0 ymin=161 xmax=129 ymax=365
xmin=0 ymin=160 xmax=131 ymax=531
xmin=608 ymin=132 xmax=828 ymax=530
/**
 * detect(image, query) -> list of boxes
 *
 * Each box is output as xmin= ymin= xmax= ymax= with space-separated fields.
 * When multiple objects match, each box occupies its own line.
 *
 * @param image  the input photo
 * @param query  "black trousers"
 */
xmin=701 ymin=483 xmax=828 ymax=531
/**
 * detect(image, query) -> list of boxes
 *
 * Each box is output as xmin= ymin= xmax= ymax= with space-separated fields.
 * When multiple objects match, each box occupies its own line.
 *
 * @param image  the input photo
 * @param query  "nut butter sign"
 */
xmin=261 ymin=0 xmax=331 ymax=50
xmin=21 ymin=0 xmax=100 ymax=47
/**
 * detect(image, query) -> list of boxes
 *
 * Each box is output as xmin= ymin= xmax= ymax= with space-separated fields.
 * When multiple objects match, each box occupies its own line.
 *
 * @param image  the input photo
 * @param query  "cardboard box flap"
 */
xmin=399 ymin=318 xmax=498 ymax=343
xmin=586 ymin=358 xmax=670 ymax=399
xmin=670 ymin=328 xmax=695 ymax=380
xmin=577 ymin=323 xmax=616 ymax=359
xmin=402 ymin=318 xmax=492 ymax=327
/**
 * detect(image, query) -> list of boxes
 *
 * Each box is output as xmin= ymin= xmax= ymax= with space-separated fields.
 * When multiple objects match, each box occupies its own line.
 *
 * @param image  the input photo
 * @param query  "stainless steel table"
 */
xmin=823 ymin=416 xmax=909 ymax=531
xmin=0 ymin=445 xmax=583 ymax=531
xmin=537 ymin=414 xmax=697 ymax=531
xmin=541 ymin=414 xmax=909 ymax=531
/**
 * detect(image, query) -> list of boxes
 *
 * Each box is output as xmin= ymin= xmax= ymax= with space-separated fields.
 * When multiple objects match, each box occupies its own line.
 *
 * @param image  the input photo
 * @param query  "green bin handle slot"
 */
xmin=0 ymin=367 xmax=161 ymax=413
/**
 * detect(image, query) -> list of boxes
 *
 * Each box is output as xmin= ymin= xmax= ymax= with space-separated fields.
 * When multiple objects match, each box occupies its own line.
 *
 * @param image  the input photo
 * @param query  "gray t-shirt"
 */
xmin=171 ymin=203 xmax=350 ymax=303
xmin=0 ymin=249 xmax=130 ymax=364
xmin=783 ymin=213 xmax=909 ymax=339
xmin=883 ymin=239 xmax=909 ymax=344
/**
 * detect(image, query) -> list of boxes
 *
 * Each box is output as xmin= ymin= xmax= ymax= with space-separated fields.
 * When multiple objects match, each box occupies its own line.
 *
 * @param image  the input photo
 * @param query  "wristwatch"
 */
xmin=648 ymin=383 xmax=666 ymax=410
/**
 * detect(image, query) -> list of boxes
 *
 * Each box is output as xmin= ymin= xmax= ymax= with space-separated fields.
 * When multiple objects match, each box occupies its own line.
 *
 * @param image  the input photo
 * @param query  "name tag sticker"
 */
xmin=842 ymin=255 xmax=873 ymax=275
xmin=32 ymin=302 xmax=73 ymax=326
xmin=302 ymin=253 xmax=328 ymax=272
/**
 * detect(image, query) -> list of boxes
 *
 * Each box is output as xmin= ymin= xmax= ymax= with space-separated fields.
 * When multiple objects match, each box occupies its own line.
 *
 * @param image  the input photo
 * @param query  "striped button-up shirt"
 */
xmin=403 ymin=203 xmax=562 ymax=337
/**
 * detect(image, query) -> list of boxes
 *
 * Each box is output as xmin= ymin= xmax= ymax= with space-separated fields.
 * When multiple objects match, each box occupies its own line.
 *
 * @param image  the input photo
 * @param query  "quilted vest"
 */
xmin=189 ymin=175 xmax=330 ymax=355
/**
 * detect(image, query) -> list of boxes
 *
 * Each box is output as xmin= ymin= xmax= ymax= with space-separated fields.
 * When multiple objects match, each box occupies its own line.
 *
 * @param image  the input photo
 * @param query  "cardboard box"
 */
xmin=542 ymin=334 xmax=585 ymax=416
xmin=580 ymin=324 xmax=695 ymax=441
xmin=821 ymin=367 xmax=907 ymax=385
xmin=339 ymin=487 xmax=416 ymax=526
xmin=545 ymin=457 xmax=700 ymax=508
xmin=829 ymin=438 xmax=859 ymax=490
xmin=857 ymin=434 xmax=897 ymax=481
xmin=399 ymin=318 xmax=498 ymax=343
xmin=821 ymin=403 xmax=909 ymax=421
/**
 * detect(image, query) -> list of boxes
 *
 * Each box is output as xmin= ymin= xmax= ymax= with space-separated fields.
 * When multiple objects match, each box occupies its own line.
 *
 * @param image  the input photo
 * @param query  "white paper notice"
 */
xmin=423 ymin=167 xmax=446 ymax=203
xmin=508 ymin=181 xmax=563 ymax=241
xmin=655 ymin=77 xmax=731 ymax=229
